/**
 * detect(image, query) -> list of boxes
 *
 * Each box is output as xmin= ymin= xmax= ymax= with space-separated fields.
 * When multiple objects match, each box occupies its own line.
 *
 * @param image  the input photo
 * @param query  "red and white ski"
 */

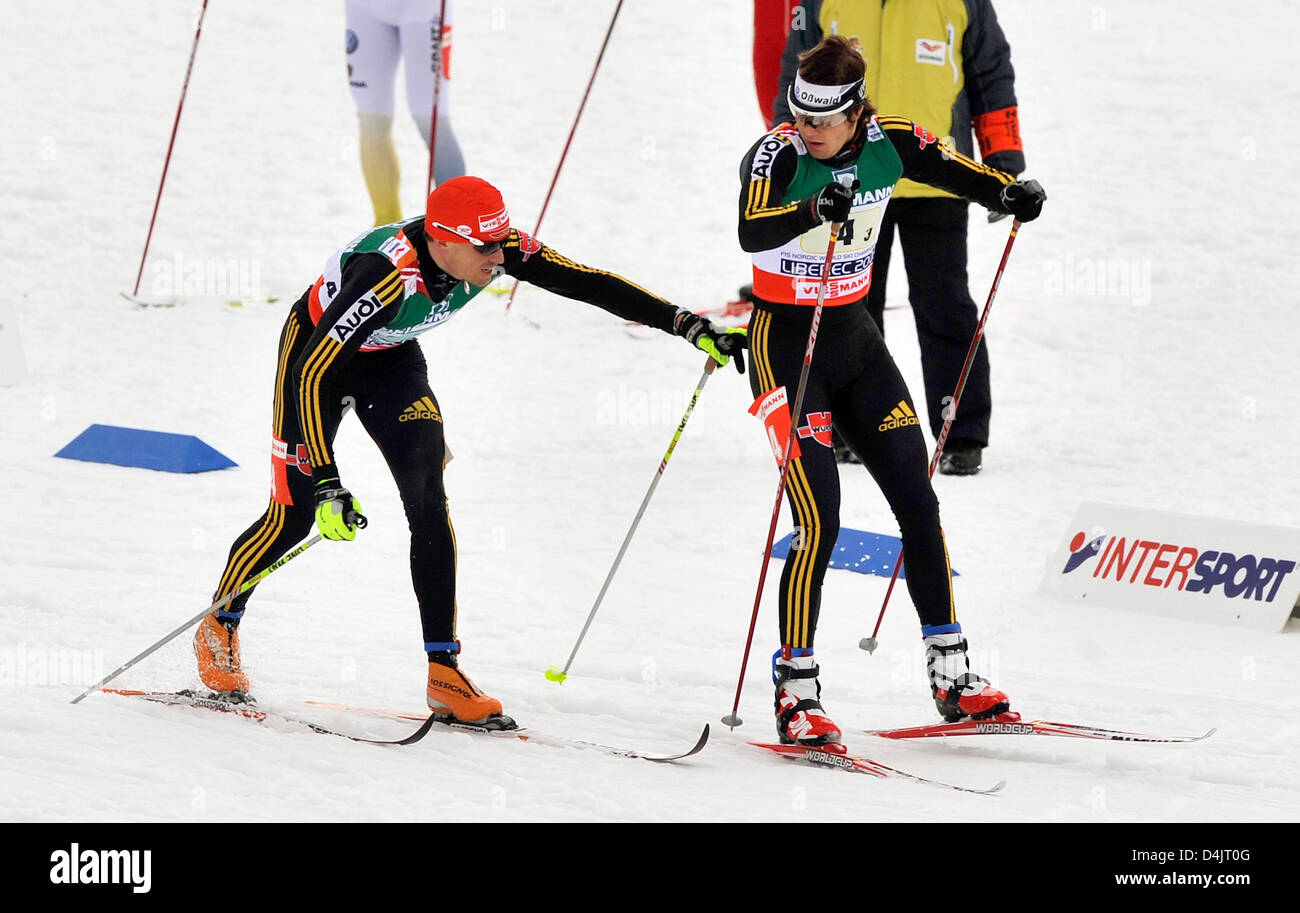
xmin=863 ymin=711 xmax=1215 ymax=743
xmin=749 ymin=741 xmax=1006 ymax=795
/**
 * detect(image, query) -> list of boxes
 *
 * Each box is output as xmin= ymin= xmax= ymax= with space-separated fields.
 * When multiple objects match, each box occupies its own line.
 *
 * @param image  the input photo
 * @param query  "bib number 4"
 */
xmin=801 ymin=204 xmax=884 ymax=255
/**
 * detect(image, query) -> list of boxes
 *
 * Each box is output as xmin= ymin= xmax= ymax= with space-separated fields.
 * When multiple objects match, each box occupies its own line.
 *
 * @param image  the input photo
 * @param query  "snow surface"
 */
xmin=2 ymin=0 xmax=1298 ymax=858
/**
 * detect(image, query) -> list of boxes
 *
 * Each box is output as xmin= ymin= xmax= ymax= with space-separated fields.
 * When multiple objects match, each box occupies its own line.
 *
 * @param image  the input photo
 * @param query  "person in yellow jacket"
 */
xmin=773 ymin=0 xmax=1026 ymax=475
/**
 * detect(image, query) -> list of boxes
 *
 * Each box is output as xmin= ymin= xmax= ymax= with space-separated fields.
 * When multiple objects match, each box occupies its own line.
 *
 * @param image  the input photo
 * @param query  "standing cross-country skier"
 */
xmin=195 ymin=175 xmax=747 ymax=728
xmin=738 ymin=35 xmax=1044 ymax=744
xmin=772 ymin=0 xmax=1029 ymax=476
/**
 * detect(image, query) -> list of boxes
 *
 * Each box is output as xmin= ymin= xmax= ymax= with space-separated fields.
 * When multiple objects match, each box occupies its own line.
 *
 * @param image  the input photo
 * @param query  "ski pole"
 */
xmin=71 ymin=530 xmax=335 ymax=703
xmin=546 ymin=355 xmax=717 ymax=683
xmin=722 ymin=181 xmax=853 ymax=729
xmin=504 ymin=0 xmax=624 ymax=316
xmin=127 ymin=0 xmax=209 ymax=301
xmin=859 ymin=219 xmax=1022 ymax=653
xmin=424 ymin=0 xmax=449 ymax=198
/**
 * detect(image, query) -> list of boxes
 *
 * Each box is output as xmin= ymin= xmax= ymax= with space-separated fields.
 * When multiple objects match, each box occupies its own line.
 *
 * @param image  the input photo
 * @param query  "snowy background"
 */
xmin=2 ymin=0 xmax=1298 ymax=861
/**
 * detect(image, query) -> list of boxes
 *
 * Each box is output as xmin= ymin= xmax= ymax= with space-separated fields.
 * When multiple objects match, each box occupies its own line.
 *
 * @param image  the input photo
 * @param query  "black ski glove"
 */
xmin=674 ymin=309 xmax=749 ymax=374
xmin=809 ymin=178 xmax=860 ymax=224
xmin=998 ymin=179 xmax=1046 ymax=222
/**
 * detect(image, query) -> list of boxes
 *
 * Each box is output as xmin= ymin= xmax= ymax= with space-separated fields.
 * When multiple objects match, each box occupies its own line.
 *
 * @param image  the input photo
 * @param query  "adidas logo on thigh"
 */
xmin=878 ymin=400 xmax=920 ymax=432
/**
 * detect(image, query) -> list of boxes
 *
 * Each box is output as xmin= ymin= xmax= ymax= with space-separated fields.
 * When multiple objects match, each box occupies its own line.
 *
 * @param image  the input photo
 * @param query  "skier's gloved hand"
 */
xmin=674 ymin=309 xmax=749 ymax=374
xmin=810 ymin=178 xmax=860 ymax=224
xmin=314 ymin=477 xmax=367 ymax=541
xmin=998 ymin=179 xmax=1046 ymax=222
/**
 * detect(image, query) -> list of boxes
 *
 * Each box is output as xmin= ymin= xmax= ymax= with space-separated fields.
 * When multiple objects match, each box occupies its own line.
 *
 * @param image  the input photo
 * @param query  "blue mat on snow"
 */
xmin=54 ymin=424 xmax=237 ymax=473
xmin=771 ymin=528 xmax=958 ymax=579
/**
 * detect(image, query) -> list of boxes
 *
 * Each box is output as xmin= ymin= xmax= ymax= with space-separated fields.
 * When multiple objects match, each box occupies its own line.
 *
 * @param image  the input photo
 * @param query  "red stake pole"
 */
xmin=504 ymin=0 xmax=624 ymax=314
xmin=424 ymin=0 xmax=448 ymax=198
xmin=130 ymin=0 xmax=209 ymax=298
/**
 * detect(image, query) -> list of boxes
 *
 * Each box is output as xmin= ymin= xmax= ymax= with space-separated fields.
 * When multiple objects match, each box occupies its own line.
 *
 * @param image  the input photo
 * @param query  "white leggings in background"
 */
xmin=345 ymin=0 xmax=465 ymax=184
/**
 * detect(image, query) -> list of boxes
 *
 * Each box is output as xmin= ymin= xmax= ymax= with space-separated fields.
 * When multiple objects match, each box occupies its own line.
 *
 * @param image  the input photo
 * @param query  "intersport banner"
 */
xmin=1041 ymin=502 xmax=1300 ymax=632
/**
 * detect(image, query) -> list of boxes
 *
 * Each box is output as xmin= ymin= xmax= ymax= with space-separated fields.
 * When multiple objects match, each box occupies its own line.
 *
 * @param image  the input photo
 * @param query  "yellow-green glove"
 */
xmin=673 ymin=309 xmax=749 ymax=374
xmin=314 ymin=477 xmax=366 ymax=541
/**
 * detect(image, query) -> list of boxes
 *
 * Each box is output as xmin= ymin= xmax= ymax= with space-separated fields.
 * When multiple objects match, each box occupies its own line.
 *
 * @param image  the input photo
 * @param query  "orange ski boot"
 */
xmin=193 ymin=611 xmax=250 ymax=695
xmin=426 ymin=657 xmax=511 ymax=728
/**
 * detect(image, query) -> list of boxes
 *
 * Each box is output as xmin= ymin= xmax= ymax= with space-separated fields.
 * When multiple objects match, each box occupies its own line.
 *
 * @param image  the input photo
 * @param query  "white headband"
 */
xmin=788 ymin=74 xmax=866 ymax=117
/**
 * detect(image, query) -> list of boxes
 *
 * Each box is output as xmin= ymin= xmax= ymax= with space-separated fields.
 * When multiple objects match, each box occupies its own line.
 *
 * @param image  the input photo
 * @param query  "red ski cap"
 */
xmin=425 ymin=176 xmax=511 ymax=246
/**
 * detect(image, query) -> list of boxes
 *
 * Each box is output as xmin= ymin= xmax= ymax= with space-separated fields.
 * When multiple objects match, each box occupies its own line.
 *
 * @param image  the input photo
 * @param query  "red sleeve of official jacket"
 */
xmin=962 ymin=0 xmax=1025 ymax=175
xmin=973 ymin=106 xmax=1022 ymax=158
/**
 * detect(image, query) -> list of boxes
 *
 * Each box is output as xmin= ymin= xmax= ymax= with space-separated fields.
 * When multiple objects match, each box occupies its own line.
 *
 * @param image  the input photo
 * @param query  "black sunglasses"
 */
xmin=430 ymin=220 xmax=505 ymax=255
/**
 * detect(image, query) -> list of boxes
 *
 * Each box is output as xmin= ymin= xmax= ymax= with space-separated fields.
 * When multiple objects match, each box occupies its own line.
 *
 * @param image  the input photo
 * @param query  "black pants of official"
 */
xmin=864 ymin=197 xmax=991 ymax=450
xmin=211 ymin=302 xmax=458 ymax=646
xmin=748 ymin=301 xmax=959 ymax=650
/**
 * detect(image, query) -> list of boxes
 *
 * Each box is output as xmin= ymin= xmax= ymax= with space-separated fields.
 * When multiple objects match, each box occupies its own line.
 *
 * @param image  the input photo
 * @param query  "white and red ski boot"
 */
xmin=923 ymin=628 xmax=1010 ymax=722
xmin=773 ymin=650 xmax=842 ymax=746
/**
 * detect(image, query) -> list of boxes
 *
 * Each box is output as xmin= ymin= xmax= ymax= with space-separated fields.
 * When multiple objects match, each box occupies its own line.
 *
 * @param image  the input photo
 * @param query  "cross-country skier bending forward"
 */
xmin=195 ymin=175 xmax=748 ymax=727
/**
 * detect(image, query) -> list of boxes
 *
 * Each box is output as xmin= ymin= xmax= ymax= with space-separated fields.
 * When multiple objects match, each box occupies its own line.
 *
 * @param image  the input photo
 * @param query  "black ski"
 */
xmin=305 ymin=700 xmax=710 ymax=762
xmin=100 ymin=689 xmax=708 ymax=761
xmin=101 ymin=689 xmax=435 ymax=745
